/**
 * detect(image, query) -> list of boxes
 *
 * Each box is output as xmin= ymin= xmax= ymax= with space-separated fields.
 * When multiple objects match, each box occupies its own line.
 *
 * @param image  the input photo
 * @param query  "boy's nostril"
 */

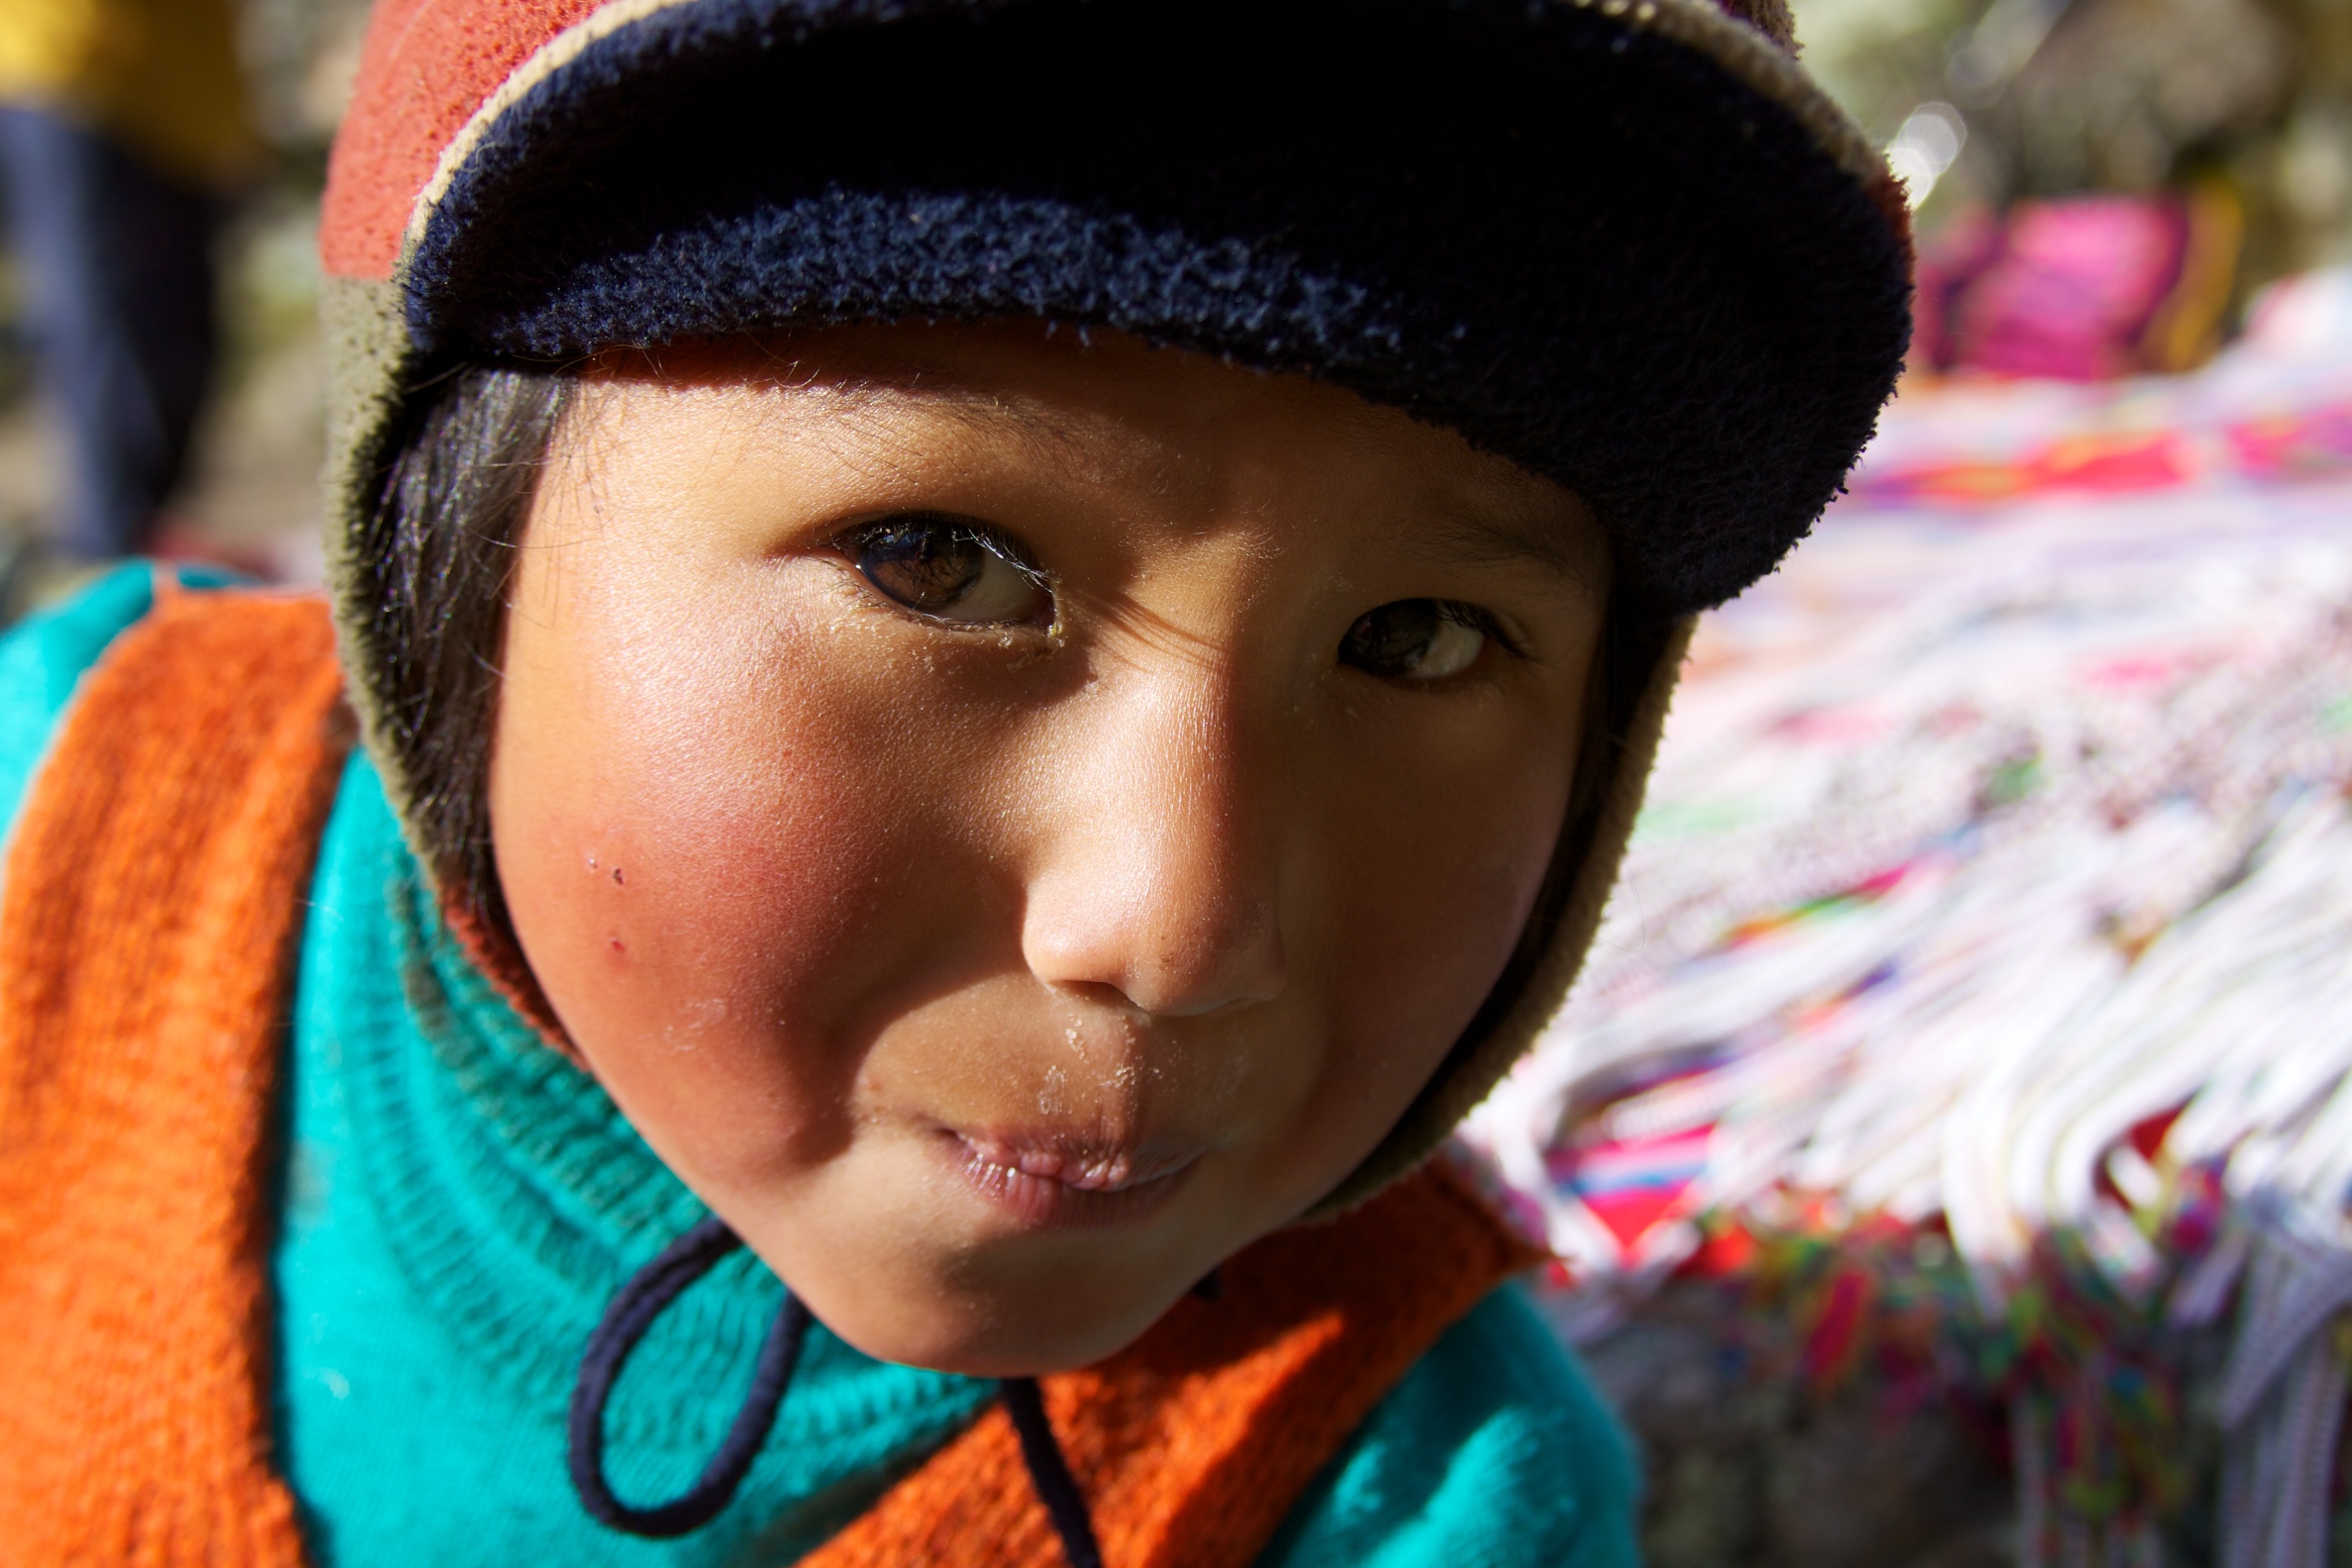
xmin=1129 ymin=937 xmax=1287 ymax=1020
xmin=1025 ymin=893 xmax=1285 ymax=1020
xmin=1047 ymin=977 xmax=1150 ymax=1015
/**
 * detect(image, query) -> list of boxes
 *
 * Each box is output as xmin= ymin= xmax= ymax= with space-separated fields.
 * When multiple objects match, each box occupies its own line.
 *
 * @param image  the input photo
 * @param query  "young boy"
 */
xmin=0 ymin=1 xmax=1910 ymax=1564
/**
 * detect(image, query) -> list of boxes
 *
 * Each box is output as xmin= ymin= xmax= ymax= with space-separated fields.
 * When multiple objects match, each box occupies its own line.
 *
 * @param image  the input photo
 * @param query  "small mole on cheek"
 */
xmin=613 ymin=867 xmax=625 ymax=885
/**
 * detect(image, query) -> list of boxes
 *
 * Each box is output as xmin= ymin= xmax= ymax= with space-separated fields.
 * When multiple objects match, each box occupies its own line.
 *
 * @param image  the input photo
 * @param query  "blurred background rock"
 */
xmin=1803 ymin=0 xmax=2352 ymax=303
xmin=0 ymin=0 xmax=367 ymax=597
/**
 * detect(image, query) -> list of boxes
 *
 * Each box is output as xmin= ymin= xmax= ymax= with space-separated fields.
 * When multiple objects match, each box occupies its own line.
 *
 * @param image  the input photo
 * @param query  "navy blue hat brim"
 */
xmin=407 ymin=0 xmax=1911 ymax=611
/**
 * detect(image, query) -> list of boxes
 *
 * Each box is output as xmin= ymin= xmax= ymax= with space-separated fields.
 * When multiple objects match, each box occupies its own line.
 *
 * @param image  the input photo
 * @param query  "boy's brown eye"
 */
xmin=1339 ymin=600 xmax=1494 ymax=682
xmin=845 ymin=515 xmax=1053 ymax=628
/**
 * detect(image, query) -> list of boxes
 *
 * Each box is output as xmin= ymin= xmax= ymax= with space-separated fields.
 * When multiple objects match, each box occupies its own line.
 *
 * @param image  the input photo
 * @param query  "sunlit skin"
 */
xmin=490 ymin=323 xmax=1610 ymax=1376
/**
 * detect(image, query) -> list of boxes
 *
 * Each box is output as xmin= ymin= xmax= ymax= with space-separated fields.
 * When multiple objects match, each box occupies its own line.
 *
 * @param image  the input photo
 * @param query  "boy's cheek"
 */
xmin=497 ymin=697 xmax=950 ymax=1123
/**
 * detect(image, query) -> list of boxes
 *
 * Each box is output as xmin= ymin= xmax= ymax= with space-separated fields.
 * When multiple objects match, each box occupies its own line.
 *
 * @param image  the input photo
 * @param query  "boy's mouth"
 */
xmin=945 ymin=1128 xmax=1204 ymax=1229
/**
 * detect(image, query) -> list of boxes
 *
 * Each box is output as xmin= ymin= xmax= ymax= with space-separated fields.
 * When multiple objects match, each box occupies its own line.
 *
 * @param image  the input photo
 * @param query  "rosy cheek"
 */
xmin=500 ymin=622 xmax=953 ymax=1185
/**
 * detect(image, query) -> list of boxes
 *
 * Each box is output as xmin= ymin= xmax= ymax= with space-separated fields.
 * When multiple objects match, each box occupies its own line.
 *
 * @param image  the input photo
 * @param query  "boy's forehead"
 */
xmin=596 ymin=325 xmax=1605 ymax=588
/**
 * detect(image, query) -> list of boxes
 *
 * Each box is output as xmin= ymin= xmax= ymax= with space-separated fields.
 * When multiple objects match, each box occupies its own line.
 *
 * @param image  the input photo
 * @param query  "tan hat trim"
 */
xmin=396 ymin=0 xmax=701 ymax=277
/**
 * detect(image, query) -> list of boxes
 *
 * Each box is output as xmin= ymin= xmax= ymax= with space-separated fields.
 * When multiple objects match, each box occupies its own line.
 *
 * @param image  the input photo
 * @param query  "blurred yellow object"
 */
xmin=2140 ymin=180 xmax=2243 ymax=376
xmin=0 ymin=0 xmax=257 ymax=185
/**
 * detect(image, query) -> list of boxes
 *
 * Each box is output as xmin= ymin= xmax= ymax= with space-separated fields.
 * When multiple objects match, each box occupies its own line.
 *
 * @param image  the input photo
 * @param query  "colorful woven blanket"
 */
xmin=1465 ymin=267 xmax=2352 ymax=1568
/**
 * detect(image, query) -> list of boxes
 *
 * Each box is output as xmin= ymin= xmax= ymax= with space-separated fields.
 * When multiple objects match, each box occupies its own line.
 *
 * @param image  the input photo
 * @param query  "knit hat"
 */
xmin=319 ymin=0 xmax=1911 ymax=1214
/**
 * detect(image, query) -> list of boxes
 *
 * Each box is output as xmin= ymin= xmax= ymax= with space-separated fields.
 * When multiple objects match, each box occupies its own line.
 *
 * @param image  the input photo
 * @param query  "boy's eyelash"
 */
xmin=837 ymin=512 xmax=1016 ymax=557
xmin=960 ymin=521 xmax=1045 ymax=575
xmin=846 ymin=515 xmax=1056 ymax=591
xmin=1440 ymin=601 xmax=1530 ymax=660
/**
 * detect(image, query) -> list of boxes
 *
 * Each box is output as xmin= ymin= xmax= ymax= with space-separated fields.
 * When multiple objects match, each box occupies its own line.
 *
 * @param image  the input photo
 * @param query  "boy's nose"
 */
xmin=1018 ymin=668 xmax=1288 ymax=1020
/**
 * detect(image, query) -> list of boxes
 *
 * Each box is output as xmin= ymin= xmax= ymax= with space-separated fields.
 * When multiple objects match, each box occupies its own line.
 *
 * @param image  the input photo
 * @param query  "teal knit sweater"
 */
xmin=0 ymin=567 xmax=1640 ymax=1568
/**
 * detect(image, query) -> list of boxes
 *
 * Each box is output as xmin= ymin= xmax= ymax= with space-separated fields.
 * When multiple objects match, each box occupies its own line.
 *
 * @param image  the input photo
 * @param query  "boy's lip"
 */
xmin=941 ymin=1127 xmax=1205 ymax=1230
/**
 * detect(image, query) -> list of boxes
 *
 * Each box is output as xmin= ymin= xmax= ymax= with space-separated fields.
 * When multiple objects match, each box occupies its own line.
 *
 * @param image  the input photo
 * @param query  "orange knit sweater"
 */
xmin=0 ymin=590 xmax=1541 ymax=1567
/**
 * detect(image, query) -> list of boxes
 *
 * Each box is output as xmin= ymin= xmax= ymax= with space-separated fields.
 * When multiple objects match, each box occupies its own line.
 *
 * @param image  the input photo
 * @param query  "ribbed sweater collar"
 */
xmin=320 ymin=754 xmax=991 ymax=1467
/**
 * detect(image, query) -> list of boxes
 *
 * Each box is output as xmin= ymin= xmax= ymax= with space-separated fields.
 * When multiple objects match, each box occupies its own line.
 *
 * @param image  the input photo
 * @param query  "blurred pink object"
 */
xmin=1913 ymin=193 xmax=2236 ymax=381
xmin=1956 ymin=199 xmax=2187 ymax=378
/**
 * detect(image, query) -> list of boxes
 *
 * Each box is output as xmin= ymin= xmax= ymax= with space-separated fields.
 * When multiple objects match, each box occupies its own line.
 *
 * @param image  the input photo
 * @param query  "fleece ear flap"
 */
xmin=321 ymin=273 xmax=431 ymax=857
xmin=1307 ymin=615 xmax=1695 ymax=1221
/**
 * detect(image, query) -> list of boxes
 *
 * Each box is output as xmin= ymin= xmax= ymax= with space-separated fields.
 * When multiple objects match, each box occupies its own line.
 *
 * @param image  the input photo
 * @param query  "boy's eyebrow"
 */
xmin=820 ymin=375 xmax=1107 ymax=466
xmin=1408 ymin=505 xmax=1611 ymax=598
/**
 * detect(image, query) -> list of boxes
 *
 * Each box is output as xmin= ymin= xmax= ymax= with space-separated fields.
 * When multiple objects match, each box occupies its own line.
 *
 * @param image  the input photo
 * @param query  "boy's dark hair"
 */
xmin=359 ymin=360 xmax=1675 ymax=1025
xmin=353 ymin=361 xmax=572 ymax=938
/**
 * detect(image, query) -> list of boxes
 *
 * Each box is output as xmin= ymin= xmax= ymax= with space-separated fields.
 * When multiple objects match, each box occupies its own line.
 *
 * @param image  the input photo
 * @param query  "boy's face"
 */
xmin=493 ymin=325 xmax=1607 ymax=1375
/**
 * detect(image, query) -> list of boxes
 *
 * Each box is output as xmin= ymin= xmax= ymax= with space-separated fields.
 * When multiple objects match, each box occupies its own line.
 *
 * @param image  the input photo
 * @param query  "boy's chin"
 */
xmin=725 ymin=1196 xmax=1236 ymax=1377
xmin=783 ymin=1249 xmax=1200 ymax=1378
xmin=864 ymin=1302 xmax=1170 ymax=1380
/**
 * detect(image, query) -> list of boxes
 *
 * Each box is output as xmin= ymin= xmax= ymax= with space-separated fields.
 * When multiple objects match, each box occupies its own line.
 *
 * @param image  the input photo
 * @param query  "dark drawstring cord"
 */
xmin=1003 ymin=1377 xmax=1107 ymax=1568
xmin=568 ymin=1215 xmax=811 ymax=1538
xmin=568 ymin=1215 xmax=1107 ymax=1568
